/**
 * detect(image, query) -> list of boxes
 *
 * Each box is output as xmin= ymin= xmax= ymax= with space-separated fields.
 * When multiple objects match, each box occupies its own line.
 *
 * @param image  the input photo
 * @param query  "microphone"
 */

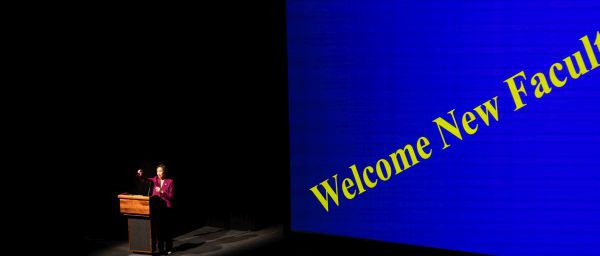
xmin=147 ymin=181 xmax=153 ymax=197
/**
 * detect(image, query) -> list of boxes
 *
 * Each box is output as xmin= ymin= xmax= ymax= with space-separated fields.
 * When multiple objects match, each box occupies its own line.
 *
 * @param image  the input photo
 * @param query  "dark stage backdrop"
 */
xmin=27 ymin=2 xmax=291 ymax=252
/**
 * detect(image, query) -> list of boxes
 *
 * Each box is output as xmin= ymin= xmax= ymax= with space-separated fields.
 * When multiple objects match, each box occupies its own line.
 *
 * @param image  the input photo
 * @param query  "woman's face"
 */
xmin=157 ymin=167 xmax=165 ymax=180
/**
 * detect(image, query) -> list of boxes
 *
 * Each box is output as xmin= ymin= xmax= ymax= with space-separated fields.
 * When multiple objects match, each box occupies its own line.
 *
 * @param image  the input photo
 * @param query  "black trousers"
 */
xmin=152 ymin=203 xmax=173 ymax=252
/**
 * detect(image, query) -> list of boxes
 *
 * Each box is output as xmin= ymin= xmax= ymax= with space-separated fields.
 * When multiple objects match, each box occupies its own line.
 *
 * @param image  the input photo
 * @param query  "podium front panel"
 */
xmin=128 ymin=217 xmax=153 ymax=253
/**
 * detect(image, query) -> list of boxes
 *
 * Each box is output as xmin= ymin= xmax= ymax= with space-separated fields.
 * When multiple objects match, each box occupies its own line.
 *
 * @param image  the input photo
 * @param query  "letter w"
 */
xmin=309 ymin=174 xmax=340 ymax=212
xmin=473 ymin=96 xmax=499 ymax=125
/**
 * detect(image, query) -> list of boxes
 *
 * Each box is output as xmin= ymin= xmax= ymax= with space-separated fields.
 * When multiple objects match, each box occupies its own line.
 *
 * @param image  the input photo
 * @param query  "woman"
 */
xmin=137 ymin=163 xmax=174 ymax=255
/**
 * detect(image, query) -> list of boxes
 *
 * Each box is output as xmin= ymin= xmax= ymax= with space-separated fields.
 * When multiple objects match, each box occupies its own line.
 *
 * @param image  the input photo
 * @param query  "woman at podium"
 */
xmin=137 ymin=163 xmax=174 ymax=255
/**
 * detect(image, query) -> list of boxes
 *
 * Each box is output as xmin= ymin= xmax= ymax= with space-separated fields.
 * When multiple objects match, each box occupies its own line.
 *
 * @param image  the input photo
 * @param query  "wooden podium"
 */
xmin=118 ymin=192 xmax=153 ymax=254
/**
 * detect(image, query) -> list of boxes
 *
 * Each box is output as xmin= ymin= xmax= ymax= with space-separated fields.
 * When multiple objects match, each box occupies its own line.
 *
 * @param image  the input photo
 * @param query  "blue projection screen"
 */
xmin=288 ymin=1 xmax=600 ymax=255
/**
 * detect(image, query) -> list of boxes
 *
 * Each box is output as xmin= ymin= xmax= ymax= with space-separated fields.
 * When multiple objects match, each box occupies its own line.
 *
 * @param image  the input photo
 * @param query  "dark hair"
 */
xmin=157 ymin=163 xmax=167 ymax=172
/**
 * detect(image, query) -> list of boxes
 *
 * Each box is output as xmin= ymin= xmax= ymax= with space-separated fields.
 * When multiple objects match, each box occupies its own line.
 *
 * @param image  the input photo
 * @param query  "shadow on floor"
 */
xmin=173 ymin=241 xmax=205 ymax=252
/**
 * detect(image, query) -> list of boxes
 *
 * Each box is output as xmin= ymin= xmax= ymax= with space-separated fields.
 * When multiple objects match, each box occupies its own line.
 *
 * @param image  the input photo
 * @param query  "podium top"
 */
xmin=118 ymin=192 xmax=149 ymax=200
xmin=119 ymin=192 xmax=150 ymax=216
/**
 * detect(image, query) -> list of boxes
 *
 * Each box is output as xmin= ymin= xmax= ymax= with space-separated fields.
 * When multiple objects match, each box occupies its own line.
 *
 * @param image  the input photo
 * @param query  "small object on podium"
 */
xmin=118 ymin=192 xmax=153 ymax=254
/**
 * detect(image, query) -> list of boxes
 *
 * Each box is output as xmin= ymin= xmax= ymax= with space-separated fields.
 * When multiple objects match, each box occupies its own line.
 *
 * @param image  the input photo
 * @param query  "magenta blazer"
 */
xmin=140 ymin=175 xmax=175 ymax=208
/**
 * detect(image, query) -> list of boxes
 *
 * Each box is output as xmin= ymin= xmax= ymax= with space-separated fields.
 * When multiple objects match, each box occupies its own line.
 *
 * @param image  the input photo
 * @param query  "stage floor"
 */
xmin=87 ymin=225 xmax=283 ymax=256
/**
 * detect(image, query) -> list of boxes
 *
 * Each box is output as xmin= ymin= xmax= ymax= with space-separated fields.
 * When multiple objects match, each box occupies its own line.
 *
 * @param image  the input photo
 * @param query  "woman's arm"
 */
xmin=162 ymin=181 xmax=174 ymax=201
xmin=137 ymin=169 xmax=154 ymax=183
